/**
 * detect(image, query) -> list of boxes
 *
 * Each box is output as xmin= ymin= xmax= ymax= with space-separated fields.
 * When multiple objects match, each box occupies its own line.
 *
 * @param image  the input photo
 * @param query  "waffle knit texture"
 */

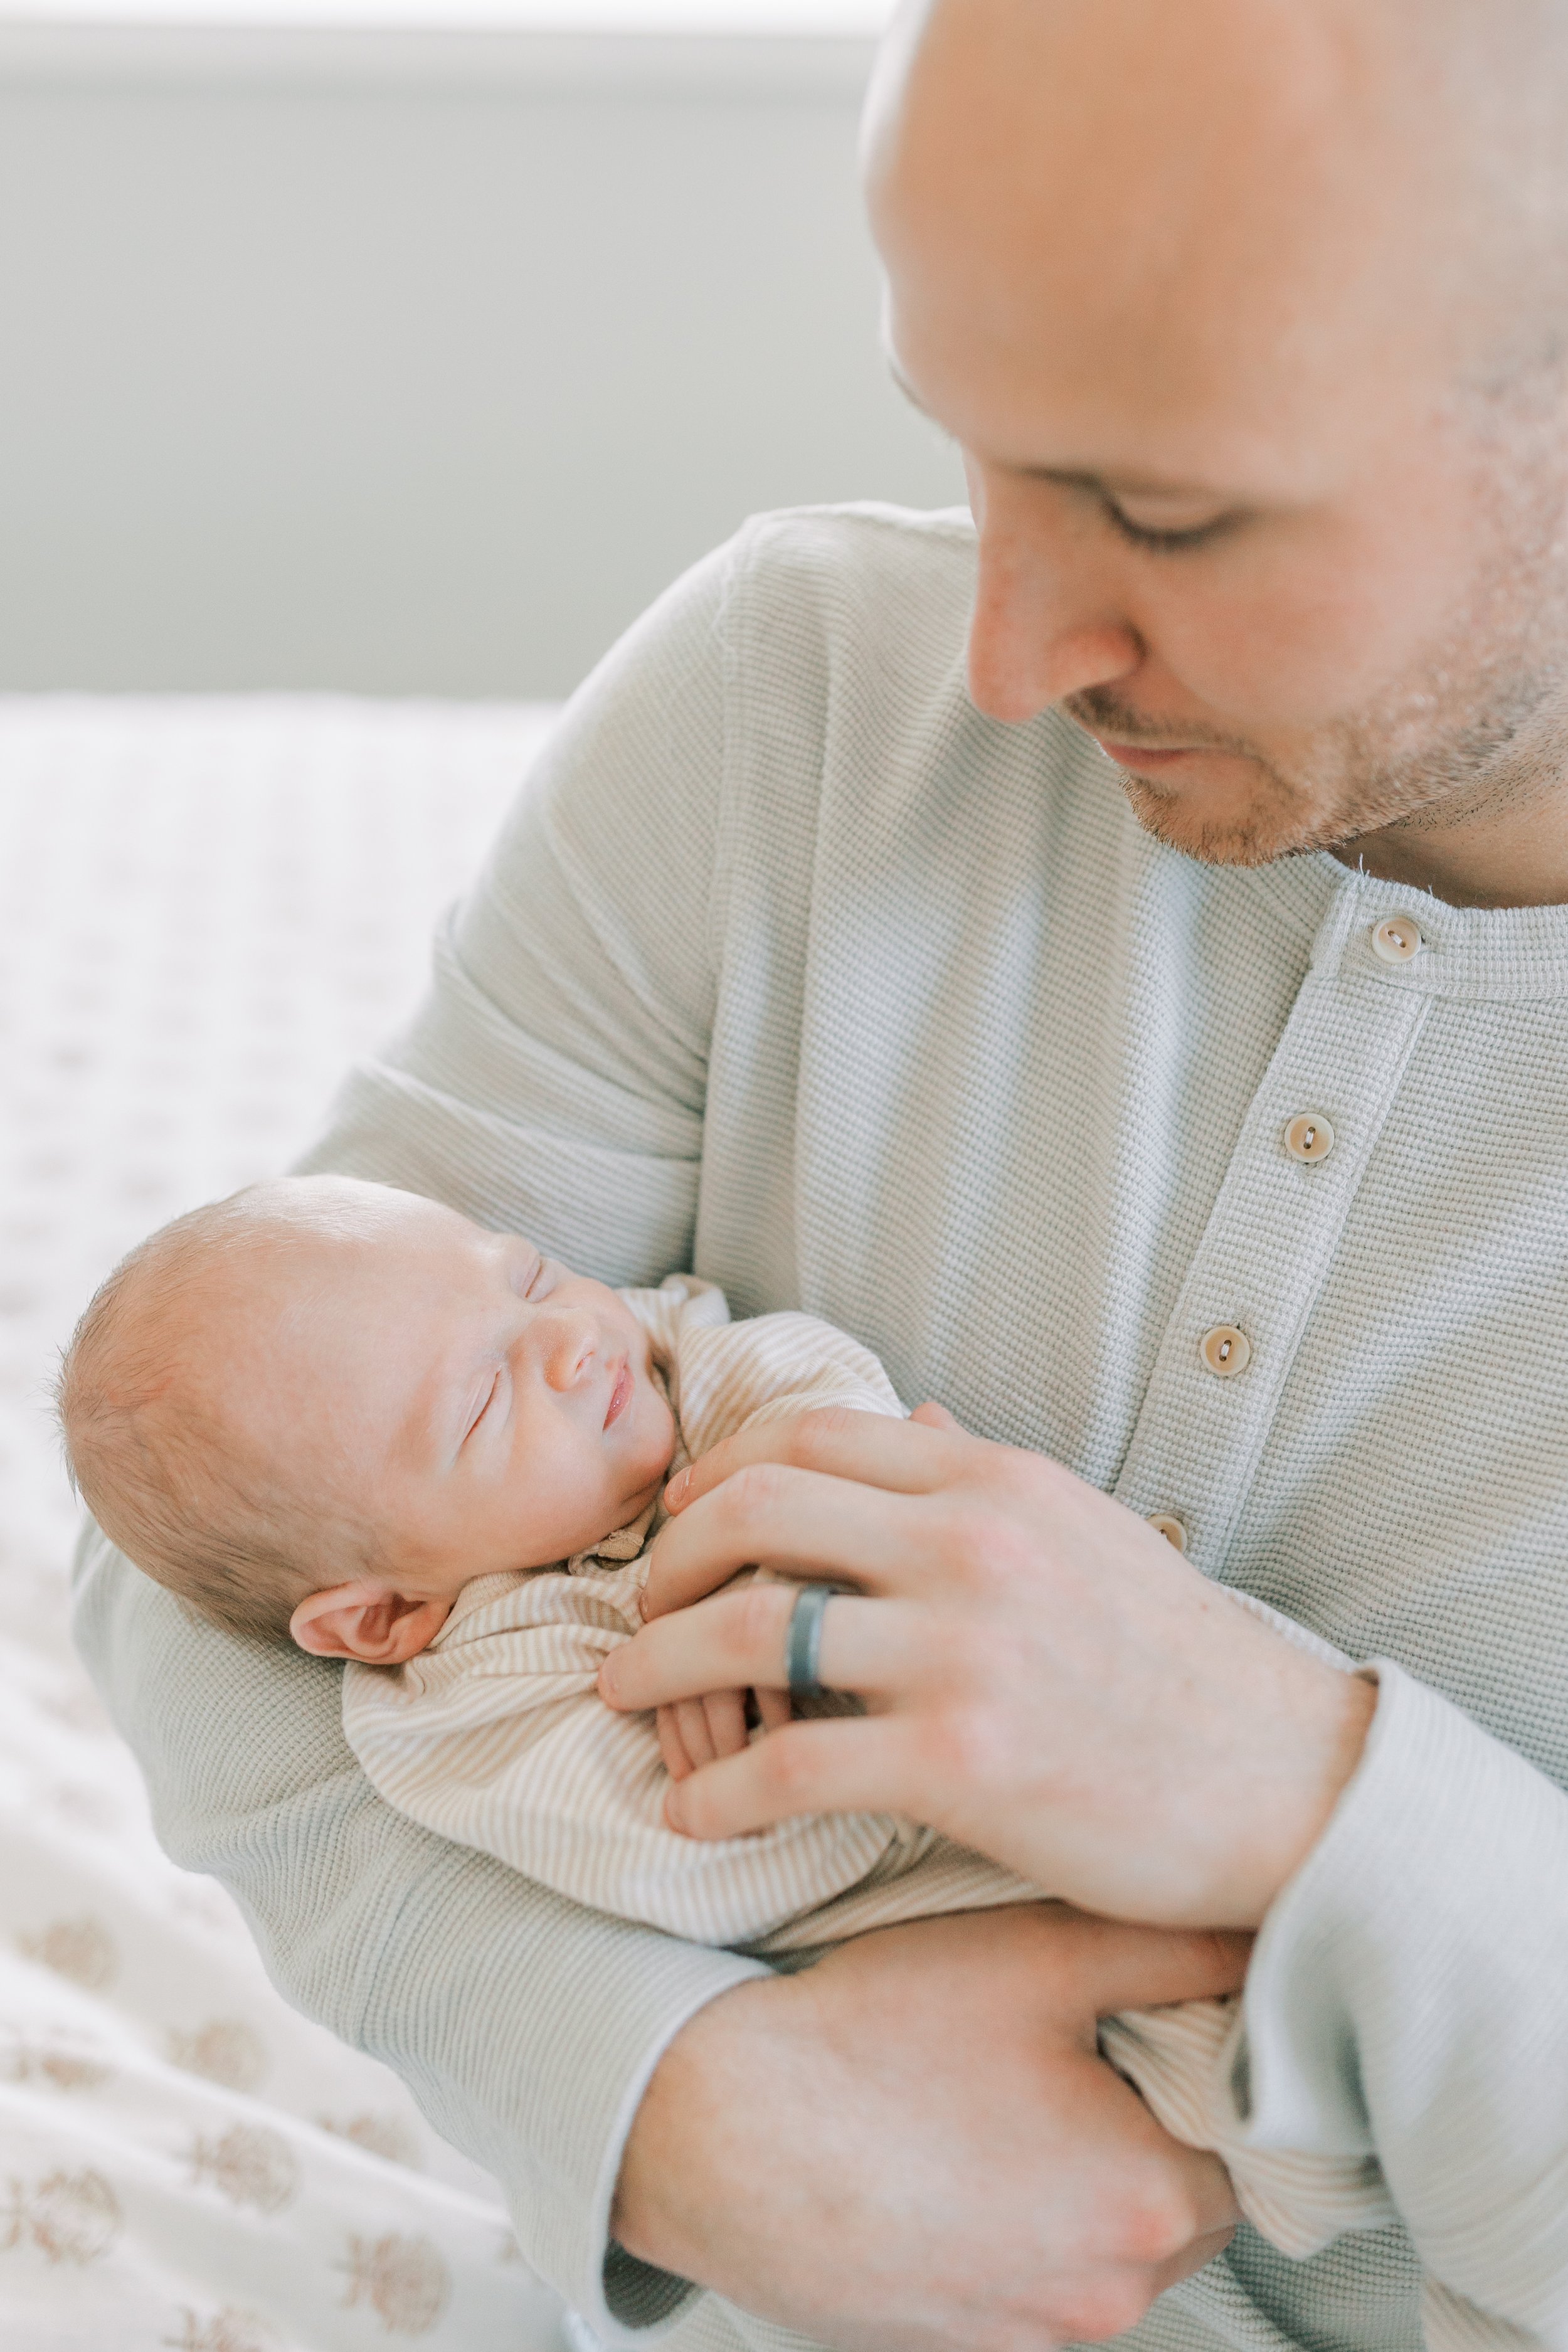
xmin=73 ymin=502 xmax=1568 ymax=2352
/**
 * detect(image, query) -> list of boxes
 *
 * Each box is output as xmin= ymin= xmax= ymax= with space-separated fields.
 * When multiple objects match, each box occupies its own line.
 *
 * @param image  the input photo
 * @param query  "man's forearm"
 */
xmin=613 ymin=1909 xmax=1246 ymax=2352
xmin=72 ymin=1522 xmax=761 ymax=2340
xmin=614 ymin=1974 xmax=813 ymax=2286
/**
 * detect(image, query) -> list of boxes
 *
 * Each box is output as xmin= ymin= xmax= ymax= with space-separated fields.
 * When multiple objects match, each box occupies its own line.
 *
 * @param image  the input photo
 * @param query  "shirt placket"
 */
xmin=1113 ymin=884 xmax=1437 ymax=1572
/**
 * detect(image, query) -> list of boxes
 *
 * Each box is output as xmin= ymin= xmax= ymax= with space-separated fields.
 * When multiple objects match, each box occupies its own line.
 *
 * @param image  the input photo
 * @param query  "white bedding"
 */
xmin=0 ymin=697 xmax=577 ymax=2352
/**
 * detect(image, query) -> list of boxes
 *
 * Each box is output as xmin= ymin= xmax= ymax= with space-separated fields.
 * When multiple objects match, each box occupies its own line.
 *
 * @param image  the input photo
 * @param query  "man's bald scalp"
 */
xmin=869 ymin=0 xmax=1568 ymax=395
xmin=1404 ymin=0 xmax=1568 ymax=373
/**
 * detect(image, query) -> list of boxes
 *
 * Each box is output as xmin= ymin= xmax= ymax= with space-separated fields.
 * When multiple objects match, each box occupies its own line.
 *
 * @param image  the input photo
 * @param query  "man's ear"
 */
xmin=290 ymin=1579 xmax=451 ymax=1665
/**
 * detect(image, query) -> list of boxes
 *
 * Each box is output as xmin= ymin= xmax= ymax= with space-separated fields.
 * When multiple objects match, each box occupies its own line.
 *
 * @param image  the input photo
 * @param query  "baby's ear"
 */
xmin=290 ymin=1579 xmax=451 ymax=1665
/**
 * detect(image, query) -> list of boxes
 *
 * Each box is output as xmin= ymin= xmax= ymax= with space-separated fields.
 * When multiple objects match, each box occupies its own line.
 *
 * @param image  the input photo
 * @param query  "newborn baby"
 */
xmin=58 ymin=1177 xmax=1397 ymax=2294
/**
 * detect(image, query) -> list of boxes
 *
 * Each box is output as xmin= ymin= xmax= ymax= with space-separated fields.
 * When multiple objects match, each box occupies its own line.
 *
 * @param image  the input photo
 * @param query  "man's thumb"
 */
xmin=1062 ymin=1918 xmax=1253 ymax=2016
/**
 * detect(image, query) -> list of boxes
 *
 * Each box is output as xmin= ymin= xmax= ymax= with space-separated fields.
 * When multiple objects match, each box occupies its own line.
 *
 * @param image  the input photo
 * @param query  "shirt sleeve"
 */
xmin=69 ymin=534 xmax=778 ymax=2344
xmin=1222 ymin=1661 xmax=1568 ymax=2343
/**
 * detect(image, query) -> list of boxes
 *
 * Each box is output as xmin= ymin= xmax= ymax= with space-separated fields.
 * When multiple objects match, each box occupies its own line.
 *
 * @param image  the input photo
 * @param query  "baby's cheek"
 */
xmin=642 ymin=1389 xmax=679 ymax=1477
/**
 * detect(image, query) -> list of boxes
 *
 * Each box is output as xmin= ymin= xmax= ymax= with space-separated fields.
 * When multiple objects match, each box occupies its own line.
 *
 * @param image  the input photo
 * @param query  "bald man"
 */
xmin=74 ymin=2 xmax=1568 ymax=2349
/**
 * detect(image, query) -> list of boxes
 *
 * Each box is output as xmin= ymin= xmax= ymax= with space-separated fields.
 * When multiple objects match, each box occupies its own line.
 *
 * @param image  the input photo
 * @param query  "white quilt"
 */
xmin=0 ymin=698 xmax=578 ymax=2352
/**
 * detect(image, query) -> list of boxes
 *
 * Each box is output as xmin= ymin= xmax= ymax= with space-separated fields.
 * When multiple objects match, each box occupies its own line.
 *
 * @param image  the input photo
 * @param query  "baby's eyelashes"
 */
xmin=461 ymin=1370 xmax=503 ymax=1446
xmin=511 ymin=1249 xmax=546 ymax=1298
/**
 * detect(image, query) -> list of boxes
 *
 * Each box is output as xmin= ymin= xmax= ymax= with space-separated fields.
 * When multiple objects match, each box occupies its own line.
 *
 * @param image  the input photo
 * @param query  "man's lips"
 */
xmin=1089 ymin=735 xmax=1203 ymax=773
xmin=604 ymin=1360 xmax=633 ymax=1430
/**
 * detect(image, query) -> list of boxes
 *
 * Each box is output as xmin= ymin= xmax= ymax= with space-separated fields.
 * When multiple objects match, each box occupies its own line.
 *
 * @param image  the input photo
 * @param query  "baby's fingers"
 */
xmin=756 ymin=1686 xmax=793 ymax=1735
xmin=670 ymin=1697 xmax=723 ymax=1772
xmin=702 ymin=1688 xmax=750 ymax=1761
xmin=664 ymin=1714 xmax=921 ymax=1840
xmin=655 ymin=1704 xmax=696 ymax=1781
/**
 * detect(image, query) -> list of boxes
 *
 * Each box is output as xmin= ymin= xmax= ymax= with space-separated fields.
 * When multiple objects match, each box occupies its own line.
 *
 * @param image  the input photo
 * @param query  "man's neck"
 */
xmin=1332 ymin=769 xmax=1568 ymax=911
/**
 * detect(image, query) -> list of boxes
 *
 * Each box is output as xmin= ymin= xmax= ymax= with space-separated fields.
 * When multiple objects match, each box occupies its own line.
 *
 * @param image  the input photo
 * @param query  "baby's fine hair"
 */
xmin=55 ymin=1187 xmax=377 ymax=1643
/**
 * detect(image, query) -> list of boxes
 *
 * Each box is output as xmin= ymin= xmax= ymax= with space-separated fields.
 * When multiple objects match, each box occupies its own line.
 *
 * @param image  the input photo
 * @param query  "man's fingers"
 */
xmin=603 ymin=1584 xmax=924 ymax=1711
xmin=644 ymin=1463 xmax=945 ymax=1619
xmin=1056 ymin=1915 xmax=1253 ymax=2015
xmin=910 ymin=1400 xmax=961 ymax=1431
xmin=663 ymin=1405 xmax=973 ymax=1518
xmin=662 ymin=1715 xmax=919 ymax=1839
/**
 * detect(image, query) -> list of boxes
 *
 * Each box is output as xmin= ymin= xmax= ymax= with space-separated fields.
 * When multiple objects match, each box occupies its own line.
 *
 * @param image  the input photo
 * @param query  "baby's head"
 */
xmin=57 ymin=1176 xmax=677 ymax=1663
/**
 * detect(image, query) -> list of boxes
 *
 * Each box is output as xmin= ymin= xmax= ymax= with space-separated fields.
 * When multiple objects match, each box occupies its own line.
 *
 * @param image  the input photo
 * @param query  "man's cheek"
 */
xmin=1153 ymin=571 xmax=1404 ymax=733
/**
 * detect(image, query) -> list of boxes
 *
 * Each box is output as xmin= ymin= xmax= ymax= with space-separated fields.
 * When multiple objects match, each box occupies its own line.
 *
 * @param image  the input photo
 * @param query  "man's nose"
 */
xmin=966 ymin=484 xmax=1142 ymax=726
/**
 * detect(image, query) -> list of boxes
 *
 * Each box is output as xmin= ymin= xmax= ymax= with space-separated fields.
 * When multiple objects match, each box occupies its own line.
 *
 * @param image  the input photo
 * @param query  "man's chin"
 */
xmin=1115 ymin=769 xmax=1332 ymax=870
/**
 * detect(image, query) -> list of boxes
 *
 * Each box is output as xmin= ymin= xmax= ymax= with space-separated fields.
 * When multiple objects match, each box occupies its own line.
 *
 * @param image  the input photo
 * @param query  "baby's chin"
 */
xmin=628 ymin=1377 xmax=679 ymax=1493
xmin=598 ymin=1382 xmax=673 ymax=1528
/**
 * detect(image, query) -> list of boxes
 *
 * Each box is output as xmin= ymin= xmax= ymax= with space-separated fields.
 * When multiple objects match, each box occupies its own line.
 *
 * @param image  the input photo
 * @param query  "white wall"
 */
xmin=0 ymin=28 xmax=963 ymax=696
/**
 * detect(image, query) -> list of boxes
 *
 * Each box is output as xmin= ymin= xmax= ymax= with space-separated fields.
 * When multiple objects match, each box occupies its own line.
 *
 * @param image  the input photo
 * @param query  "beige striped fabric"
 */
xmin=342 ymin=1276 xmax=1460 ymax=2327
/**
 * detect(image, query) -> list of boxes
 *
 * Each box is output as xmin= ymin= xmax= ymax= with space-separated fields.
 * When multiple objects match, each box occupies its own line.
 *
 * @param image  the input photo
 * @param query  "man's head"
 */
xmin=57 ymin=1177 xmax=676 ymax=1661
xmin=865 ymin=0 xmax=1568 ymax=895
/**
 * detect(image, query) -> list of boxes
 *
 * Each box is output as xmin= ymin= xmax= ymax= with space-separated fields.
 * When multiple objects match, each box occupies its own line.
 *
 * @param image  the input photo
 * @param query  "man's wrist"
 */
xmin=1237 ymin=1664 xmax=1379 ymax=1928
xmin=612 ymin=1971 xmax=804 ymax=2279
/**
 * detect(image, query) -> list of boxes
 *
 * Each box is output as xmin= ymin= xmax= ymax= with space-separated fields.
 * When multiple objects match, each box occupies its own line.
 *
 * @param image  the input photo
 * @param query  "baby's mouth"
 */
xmin=604 ymin=1359 xmax=633 ymax=1431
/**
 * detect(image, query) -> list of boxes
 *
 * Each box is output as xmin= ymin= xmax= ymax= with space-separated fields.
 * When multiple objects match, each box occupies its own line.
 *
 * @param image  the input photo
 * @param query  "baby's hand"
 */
xmin=656 ymin=1687 xmax=793 ymax=1781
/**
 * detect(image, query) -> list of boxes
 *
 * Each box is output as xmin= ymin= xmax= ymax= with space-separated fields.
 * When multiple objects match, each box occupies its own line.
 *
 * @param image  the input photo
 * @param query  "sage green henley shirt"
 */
xmin=75 ymin=504 xmax=1568 ymax=2352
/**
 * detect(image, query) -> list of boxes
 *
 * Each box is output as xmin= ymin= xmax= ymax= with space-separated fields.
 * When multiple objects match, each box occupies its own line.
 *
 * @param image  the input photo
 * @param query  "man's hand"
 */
xmin=615 ymin=1905 xmax=1248 ymax=2352
xmin=604 ymin=1406 xmax=1376 ymax=1928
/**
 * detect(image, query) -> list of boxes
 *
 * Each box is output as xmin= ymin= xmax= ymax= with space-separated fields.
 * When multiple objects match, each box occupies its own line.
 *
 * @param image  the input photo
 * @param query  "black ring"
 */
xmin=785 ymin=1583 xmax=835 ymax=1699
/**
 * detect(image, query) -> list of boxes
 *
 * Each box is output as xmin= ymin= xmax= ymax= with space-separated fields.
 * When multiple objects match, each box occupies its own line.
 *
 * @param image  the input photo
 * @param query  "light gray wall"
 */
xmin=0 ymin=29 xmax=962 ymax=696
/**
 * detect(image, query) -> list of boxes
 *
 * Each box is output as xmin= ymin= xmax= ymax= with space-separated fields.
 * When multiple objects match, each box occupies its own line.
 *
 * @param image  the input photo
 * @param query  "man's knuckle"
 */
xmin=734 ymin=1581 xmax=786 ymax=1655
xmin=1115 ymin=2183 xmax=1197 ymax=2269
xmin=1102 ymin=2163 xmax=1209 ymax=2269
xmin=946 ymin=1614 xmax=1000 ymax=1688
xmin=937 ymin=1492 xmax=1043 ymax=1597
xmin=722 ymin=1461 xmax=787 ymax=1523
xmin=1058 ymin=2277 xmax=1155 ymax=2343
xmin=931 ymin=1697 xmax=1007 ymax=1786
xmin=757 ymin=1732 xmax=817 ymax=1809
xmin=789 ymin=1403 xmax=854 ymax=1464
xmin=940 ymin=1510 xmax=1005 ymax=1592
xmin=988 ymin=1517 xmax=1047 ymax=1590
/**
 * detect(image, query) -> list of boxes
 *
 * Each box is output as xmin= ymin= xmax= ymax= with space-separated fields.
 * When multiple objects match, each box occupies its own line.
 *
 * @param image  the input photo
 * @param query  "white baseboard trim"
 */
xmin=0 ymin=8 xmax=879 ymax=90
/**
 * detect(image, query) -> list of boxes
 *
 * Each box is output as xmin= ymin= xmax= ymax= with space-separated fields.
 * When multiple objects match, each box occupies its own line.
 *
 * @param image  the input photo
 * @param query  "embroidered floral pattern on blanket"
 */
xmin=0 ymin=700 xmax=571 ymax=2351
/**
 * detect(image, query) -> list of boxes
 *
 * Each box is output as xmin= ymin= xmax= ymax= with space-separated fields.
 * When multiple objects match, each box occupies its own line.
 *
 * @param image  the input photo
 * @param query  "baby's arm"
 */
xmin=341 ymin=1560 xmax=908 ymax=1949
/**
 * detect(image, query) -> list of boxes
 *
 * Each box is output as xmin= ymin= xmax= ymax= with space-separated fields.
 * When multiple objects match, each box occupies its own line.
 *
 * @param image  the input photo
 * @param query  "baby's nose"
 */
xmin=538 ymin=1310 xmax=596 ymax=1391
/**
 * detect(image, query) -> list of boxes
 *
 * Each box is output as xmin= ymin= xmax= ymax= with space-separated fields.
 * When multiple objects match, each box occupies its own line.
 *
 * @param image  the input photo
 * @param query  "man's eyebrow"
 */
xmin=881 ymin=352 xmax=1236 ymax=504
xmin=1022 ymin=463 xmax=1229 ymax=502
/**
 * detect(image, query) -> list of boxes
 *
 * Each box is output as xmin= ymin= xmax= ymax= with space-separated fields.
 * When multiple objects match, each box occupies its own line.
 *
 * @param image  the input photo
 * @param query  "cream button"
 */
xmin=1200 ymin=1324 xmax=1252 ymax=1379
xmin=1148 ymin=1513 xmax=1189 ymax=1554
xmin=1283 ymin=1111 xmax=1335 ymax=1164
xmin=1371 ymin=914 xmax=1423 ymax=964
